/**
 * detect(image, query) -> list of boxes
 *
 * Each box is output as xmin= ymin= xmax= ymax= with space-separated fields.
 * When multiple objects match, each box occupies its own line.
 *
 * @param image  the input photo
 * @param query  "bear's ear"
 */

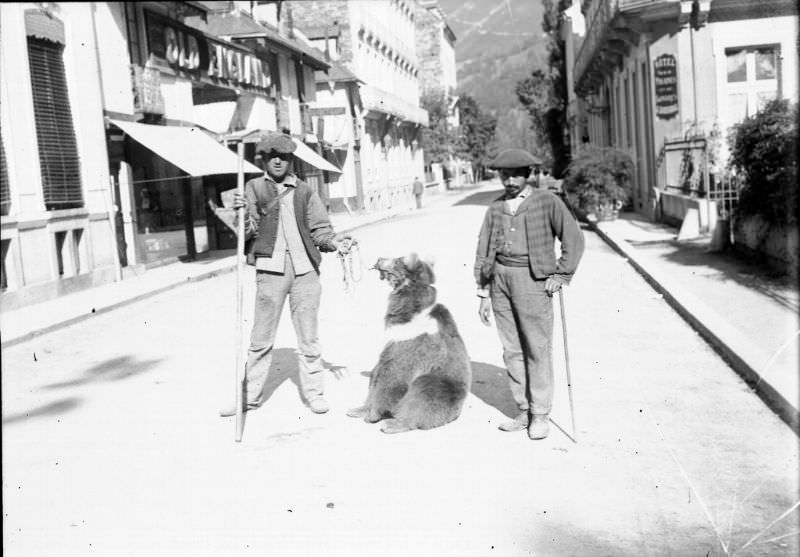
xmin=421 ymin=253 xmax=436 ymax=267
xmin=402 ymin=253 xmax=419 ymax=270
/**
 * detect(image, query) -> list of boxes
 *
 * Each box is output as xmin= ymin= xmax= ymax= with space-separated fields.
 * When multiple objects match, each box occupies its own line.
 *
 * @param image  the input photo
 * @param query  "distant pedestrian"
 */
xmin=220 ymin=133 xmax=354 ymax=417
xmin=413 ymin=177 xmax=424 ymax=209
xmin=473 ymin=148 xmax=584 ymax=440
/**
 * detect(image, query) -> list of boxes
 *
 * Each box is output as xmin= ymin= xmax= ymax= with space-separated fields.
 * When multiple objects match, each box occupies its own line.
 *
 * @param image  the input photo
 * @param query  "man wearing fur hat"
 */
xmin=221 ymin=133 xmax=352 ymax=417
xmin=474 ymin=148 xmax=584 ymax=439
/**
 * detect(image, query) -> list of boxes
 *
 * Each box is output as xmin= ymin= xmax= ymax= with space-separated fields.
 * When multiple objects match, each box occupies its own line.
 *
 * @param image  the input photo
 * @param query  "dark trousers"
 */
xmin=490 ymin=264 xmax=554 ymax=415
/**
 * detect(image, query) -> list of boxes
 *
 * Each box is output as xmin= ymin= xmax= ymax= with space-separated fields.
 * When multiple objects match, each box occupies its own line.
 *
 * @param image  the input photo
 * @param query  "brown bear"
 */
xmin=347 ymin=253 xmax=472 ymax=433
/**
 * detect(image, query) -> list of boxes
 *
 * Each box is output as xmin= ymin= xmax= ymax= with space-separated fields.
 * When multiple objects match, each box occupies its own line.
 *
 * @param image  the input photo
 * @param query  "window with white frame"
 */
xmin=725 ymin=45 xmax=781 ymax=123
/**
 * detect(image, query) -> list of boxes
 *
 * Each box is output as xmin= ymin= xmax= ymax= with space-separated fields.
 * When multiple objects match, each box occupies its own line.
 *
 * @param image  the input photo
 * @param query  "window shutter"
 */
xmin=1 ymin=122 xmax=9 ymax=216
xmin=27 ymin=37 xmax=84 ymax=210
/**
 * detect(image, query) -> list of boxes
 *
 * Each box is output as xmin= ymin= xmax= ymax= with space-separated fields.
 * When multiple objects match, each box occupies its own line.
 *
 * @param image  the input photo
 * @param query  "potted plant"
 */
xmin=563 ymin=145 xmax=633 ymax=221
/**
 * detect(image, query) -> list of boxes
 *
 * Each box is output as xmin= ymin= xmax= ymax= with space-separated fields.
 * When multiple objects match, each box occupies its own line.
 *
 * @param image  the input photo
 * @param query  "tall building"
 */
xmin=414 ymin=0 xmax=466 ymax=187
xmin=1 ymin=3 xmax=118 ymax=308
xmin=569 ymin=0 xmax=797 ymax=222
xmin=0 ymin=1 xmax=334 ymax=309
xmin=289 ymin=0 xmax=428 ymax=212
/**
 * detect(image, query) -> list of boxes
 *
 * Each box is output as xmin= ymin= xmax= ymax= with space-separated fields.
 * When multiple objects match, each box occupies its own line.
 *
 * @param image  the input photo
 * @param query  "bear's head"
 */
xmin=373 ymin=253 xmax=437 ymax=323
xmin=373 ymin=253 xmax=435 ymax=290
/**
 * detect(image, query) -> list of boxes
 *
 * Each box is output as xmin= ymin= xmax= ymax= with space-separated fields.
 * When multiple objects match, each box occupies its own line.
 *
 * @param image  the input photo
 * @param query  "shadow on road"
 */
xmin=628 ymin=238 xmax=799 ymax=312
xmin=453 ymin=189 xmax=503 ymax=207
xmin=40 ymin=355 xmax=163 ymax=390
xmin=470 ymin=361 xmax=518 ymax=419
xmin=260 ymin=347 xmax=301 ymax=402
xmin=2 ymin=397 xmax=81 ymax=425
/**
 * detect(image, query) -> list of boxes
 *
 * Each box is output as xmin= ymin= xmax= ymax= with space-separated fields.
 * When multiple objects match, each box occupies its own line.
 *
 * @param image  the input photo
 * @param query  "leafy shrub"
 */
xmin=728 ymin=99 xmax=798 ymax=225
xmin=563 ymin=146 xmax=633 ymax=213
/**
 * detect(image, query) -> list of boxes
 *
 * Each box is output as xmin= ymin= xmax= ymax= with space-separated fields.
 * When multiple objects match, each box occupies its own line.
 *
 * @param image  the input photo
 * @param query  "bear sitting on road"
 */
xmin=347 ymin=253 xmax=472 ymax=434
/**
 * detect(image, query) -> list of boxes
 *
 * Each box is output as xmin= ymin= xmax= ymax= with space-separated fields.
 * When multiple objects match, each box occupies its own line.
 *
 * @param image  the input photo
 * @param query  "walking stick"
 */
xmin=234 ymin=142 xmax=246 ymax=442
xmin=558 ymin=289 xmax=577 ymax=443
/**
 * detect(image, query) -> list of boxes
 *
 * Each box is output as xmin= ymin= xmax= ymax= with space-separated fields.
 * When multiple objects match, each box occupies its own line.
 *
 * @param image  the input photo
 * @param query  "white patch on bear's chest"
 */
xmin=384 ymin=305 xmax=439 ymax=343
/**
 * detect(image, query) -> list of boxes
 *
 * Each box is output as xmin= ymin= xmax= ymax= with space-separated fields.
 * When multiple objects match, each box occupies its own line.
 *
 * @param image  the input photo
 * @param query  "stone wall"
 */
xmin=733 ymin=215 xmax=799 ymax=276
xmin=414 ymin=4 xmax=443 ymax=93
xmin=658 ymin=190 xmax=717 ymax=233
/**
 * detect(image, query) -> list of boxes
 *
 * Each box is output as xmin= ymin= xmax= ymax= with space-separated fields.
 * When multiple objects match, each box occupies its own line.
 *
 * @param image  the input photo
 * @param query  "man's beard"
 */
xmin=504 ymin=184 xmax=523 ymax=199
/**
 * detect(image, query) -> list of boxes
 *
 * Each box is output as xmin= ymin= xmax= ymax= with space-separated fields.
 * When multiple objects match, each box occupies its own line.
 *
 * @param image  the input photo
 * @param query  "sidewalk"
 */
xmin=589 ymin=212 xmax=799 ymax=433
xmin=0 ymin=183 xmax=481 ymax=348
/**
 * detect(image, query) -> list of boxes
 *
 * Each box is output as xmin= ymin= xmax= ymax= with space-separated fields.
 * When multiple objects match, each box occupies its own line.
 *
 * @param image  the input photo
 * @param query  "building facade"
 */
xmin=0 ymin=1 xmax=333 ymax=309
xmin=570 ymin=0 xmax=798 ymax=223
xmin=415 ymin=0 xmax=467 ymax=188
xmin=1 ymin=3 xmax=117 ymax=309
xmin=290 ymin=0 xmax=428 ymax=212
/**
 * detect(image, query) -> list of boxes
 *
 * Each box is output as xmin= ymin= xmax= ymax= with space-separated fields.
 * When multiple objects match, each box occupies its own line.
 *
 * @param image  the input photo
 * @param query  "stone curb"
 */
xmin=586 ymin=217 xmax=799 ymax=435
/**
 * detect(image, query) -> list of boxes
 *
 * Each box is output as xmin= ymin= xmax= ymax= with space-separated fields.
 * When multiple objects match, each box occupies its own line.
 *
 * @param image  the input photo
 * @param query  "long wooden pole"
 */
xmin=558 ymin=289 xmax=577 ymax=443
xmin=235 ymin=142 xmax=246 ymax=442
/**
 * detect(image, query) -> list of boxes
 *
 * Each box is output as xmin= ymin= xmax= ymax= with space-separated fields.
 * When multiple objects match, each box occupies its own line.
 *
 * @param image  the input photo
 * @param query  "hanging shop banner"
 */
xmin=653 ymin=54 xmax=679 ymax=120
xmin=143 ymin=12 xmax=273 ymax=94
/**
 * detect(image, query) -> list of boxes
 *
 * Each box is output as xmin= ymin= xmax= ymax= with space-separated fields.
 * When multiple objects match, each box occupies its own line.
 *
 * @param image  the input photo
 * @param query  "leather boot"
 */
xmin=527 ymin=414 xmax=550 ymax=440
xmin=498 ymin=412 xmax=529 ymax=432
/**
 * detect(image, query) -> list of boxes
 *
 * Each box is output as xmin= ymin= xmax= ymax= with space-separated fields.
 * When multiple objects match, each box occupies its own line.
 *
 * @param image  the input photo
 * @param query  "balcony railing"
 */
xmin=360 ymin=84 xmax=429 ymax=126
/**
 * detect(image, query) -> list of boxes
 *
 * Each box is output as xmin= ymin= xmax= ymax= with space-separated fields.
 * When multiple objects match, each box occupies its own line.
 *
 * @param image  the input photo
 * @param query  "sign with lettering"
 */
xmin=310 ymin=107 xmax=347 ymax=116
xmin=653 ymin=54 xmax=679 ymax=120
xmin=131 ymin=65 xmax=165 ymax=115
xmin=144 ymin=12 xmax=273 ymax=94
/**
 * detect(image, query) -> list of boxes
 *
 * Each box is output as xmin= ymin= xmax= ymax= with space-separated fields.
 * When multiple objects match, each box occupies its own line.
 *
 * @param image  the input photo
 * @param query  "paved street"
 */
xmin=3 ymin=183 xmax=798 ymax=557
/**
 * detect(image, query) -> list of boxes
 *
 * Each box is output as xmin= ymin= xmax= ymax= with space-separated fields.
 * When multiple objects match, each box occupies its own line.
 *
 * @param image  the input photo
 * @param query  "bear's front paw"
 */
xmin=380 ymin=419 xmax=412 ymax=434
xmin=346 ymin=405 xmax=368 ymax=418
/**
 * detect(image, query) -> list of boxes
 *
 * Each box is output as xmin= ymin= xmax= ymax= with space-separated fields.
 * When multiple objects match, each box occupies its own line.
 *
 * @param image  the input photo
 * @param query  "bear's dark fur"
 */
xmin=348 ymin=253 xmax=472 ymax=433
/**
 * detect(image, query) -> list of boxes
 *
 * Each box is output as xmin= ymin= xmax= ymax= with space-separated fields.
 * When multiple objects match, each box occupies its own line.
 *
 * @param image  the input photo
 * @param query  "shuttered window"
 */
xmin=27 ymin=37 xmax=84 ymax=210
xmin=1 ymin=123 xmax=9 ymax=216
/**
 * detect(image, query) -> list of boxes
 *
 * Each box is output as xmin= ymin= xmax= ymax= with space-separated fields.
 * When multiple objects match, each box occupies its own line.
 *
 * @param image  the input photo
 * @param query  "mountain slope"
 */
xmin=438 ymin=0 xmax=548 ymax=122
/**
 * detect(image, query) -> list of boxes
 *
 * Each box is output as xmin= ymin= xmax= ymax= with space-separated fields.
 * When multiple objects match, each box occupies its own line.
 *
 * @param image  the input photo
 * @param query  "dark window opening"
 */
xmin=55 ymin=231 xmax=67 ymax=276
xmin=1 ymin=239 xmax=10 ymax=290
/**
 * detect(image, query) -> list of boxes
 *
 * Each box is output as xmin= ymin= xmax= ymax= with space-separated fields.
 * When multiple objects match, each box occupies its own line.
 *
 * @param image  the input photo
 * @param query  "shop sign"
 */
xmin=207 ymin=42 xmax=273 ymax=91
xmin=310 ymin=106 xmax=347 ymax=116
xmin=131 ymin=65 xmax=165 ymax=115
xmin=145 ymin=12 xmax=272 ymax=92
xmin=653 ymin=54 xmax=679 ymax=120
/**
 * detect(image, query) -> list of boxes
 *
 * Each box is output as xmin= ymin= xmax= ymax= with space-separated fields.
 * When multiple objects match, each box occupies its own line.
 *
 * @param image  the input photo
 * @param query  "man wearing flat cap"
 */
xmin=221 ymin=132 xmax=353 ymax=417
xmin=473 ymin=148 xmax=584 ymax=440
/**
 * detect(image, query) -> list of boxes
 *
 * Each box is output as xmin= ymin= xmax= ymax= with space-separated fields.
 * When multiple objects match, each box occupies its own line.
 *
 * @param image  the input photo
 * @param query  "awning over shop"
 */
xmin=292 ymin=139 xmax=342 ymax=174
xmin=218 ymin=129 xmax=342 ymax=174
xmin=109 ymin=119 xmax=262 ymax=176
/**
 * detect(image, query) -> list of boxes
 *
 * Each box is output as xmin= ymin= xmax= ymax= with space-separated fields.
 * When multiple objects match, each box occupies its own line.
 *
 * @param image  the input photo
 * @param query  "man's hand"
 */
xmin=545 ymin=277 xmax=563 ymax=297
xmin=333 ymin=233 xmax=356 ymax=254
xmin=232 ymin=193 xmax=247 ymax=210
xmin=478 ymin=297 xmax=492 ymax=326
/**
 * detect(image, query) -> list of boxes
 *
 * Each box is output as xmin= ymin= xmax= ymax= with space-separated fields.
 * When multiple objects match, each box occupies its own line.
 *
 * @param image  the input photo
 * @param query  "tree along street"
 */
xmin=2 ymin=185 xmax=797 ymax=556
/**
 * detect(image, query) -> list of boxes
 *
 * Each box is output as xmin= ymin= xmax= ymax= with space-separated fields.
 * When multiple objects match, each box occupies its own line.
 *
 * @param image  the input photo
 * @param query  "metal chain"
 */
xmin=337 ymin=239 xmax=362 ymax=293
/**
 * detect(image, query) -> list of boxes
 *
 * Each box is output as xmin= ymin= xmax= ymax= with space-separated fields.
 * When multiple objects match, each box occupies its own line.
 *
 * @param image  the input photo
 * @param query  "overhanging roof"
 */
xmin=206 ymin=12 xmax=330 ymax=70
xmin=110 ymin=120 xmax=262 ymax=176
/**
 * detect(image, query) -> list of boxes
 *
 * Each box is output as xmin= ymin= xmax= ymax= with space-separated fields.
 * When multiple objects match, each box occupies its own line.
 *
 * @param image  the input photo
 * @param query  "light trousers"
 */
xmin=244 ymin=257 xmax=325 ymax=406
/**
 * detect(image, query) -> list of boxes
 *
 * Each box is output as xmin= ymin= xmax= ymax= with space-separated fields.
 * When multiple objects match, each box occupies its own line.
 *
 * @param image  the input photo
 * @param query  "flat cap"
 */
xmin=488 ymin=148 xmax=542 ymax=169
xmin=255 ymin=133 xmax=296 ymax=155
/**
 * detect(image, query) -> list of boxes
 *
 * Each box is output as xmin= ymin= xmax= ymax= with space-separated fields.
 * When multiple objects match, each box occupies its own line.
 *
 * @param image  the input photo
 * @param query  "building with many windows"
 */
xmin=415 ymin=0 xmax=467 ymax=188
xmin=569 ymin=0 xmax=797 ymax=224
xmin=1 ymin=3 xmax=118 ymax=308
xmin=290 ymin=0 xmax=428 ymax=212
xmin=0 ymin=1 xmax=333 ymax=308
